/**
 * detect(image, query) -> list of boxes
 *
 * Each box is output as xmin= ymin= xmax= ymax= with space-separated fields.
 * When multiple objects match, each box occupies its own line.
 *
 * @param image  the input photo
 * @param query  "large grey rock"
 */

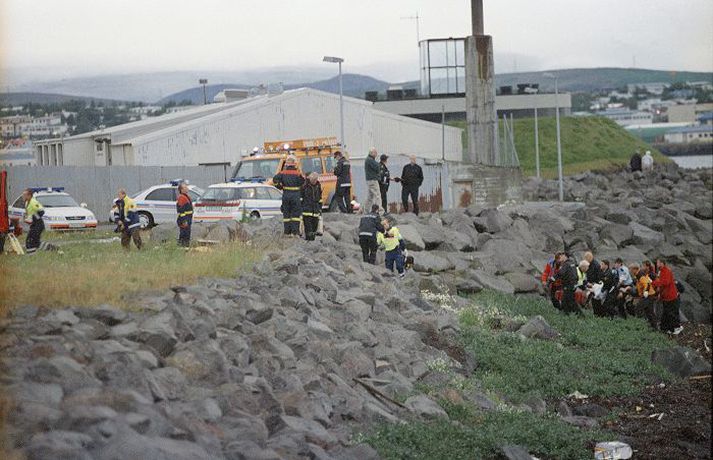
xmin=25 ymin=430 xmax=94 ymax=460
xmin=504 ymin=273 xmax=540 ymax=293
xmin=93 ymin=426 xmax=215 ymax=460
xmin=26 ymin=356 xmax=100 ymax=391
xmin=517 ymin=316 xmax=559 ymax=340
xmin=629 ymin=222 xmax=664 ymax=249
xmin=398 ymin=224 xmax=426 ymax=251
xmin=652 ymin=346 xmax=712 ymax=377
xmin=404 ymin=395 xmax=448 ymax=419
xmin=474 ymin=208 xmax=513 ymax=234
xmin=412 ymin=252 xmax=455 ymax=273
xmin=472 ymin=270 xmax=515 ymax=294
xmin=501 ymin=445 xmax=536 ymax=460
xmin=601 ymin=222 xmax=634 ymax=247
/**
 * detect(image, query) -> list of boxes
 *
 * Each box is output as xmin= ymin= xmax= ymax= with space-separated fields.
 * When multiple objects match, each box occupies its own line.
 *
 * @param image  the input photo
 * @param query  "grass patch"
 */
xmin=366 ymin=291 xmax=674 ymax=459
xmin=450 ymin=116 xmax=670 ymax=178
xmin=0 ymin=232 xmax=261 ymax=313
xmin=460 ymin=291 xmax=673 ymax=402
xmin=366 ymin=406 xmax=602 ymax=460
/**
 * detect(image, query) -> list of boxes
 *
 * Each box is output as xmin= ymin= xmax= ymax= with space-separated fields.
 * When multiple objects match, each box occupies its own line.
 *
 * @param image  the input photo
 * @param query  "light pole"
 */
xmin=545 ymin=72 xmax=563 ymax=201
xmin=323 ymin=56 xmax=345 ymax=148
xmin=199 ymin=79 xmax=208 ymax=105
xmin=525 ymin=86 xmax=541 ymax=179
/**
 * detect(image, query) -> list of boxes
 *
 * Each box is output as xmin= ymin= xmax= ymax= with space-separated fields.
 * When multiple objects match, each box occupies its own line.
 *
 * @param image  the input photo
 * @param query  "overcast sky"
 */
xmin=2 ymin=0 xmax=712 ymax=82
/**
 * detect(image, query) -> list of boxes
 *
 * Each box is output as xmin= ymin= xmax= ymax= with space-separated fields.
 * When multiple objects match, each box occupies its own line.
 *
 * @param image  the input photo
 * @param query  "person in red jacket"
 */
xmin=652 ymin=259 xmax=682 ymax=334
xmin=541 ymin=252 xmax=564 ymax=310
xmin=176 ymin=182 xmax=193 ymax=247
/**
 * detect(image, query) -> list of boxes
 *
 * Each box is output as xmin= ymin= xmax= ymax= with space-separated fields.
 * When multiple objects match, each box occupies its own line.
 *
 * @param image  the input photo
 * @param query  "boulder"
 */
xmin=398 ymin=225 xmax=426 ymax=251
xmin=504 ymin=273 xmax=540 ymax=293
xmin=517 ymin=316 xmax=559 ymax=340
xmin=600 ymin=222 xmax=633 ymax=247
xmin=412 ymin=252 xmax=455 ymax=273
xmin=473 ymin=209 xmax=513 ymax=234
xmin=472 ymin=270 xmax=515 ymax=295
xmin=651 ymin=346 xmax=712 ymax=378
xmin=561 ymin=415 xmax=599 ymax=429
xmin=404 ymin=395 xmax=448 ymax=419
xmin=629 ymin=222 xmax=664 ymax=249
xmin=501 ymin=445 xmax=536 ymax=460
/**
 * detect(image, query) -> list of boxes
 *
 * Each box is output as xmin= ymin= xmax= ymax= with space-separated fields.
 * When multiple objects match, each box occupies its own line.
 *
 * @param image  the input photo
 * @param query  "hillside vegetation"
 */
xmin=452 ymin=116 xmax=668 ymax=178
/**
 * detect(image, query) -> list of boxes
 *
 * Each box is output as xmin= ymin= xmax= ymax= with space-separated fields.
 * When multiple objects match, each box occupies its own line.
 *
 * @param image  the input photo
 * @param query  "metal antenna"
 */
xmin=400 ymin=12 xmax=420 ymax=45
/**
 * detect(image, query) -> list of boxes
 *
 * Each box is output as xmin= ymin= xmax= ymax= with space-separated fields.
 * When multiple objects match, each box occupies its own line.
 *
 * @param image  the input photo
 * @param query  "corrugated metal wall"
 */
xmin=3 ymin=165 xmax=228 ymax=219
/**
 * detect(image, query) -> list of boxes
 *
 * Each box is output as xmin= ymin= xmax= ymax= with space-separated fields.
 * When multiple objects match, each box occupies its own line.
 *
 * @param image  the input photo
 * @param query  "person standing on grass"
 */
xmin=301 ymin=172 xmax=322 ymax=241
xmin=176 ymin=182 xmax=193 ymax=248
xmin=116 ymin=189 xmax=142 ymax=250
xmin=637 ymin=262 xmax=657 ymax=329
xmin=378 ymin=154 xmax=391 ymax=214
xmin=398 ymin=155 xmax=424 ymax=215
xmin=333 ymin=151 xmax=352 ymax=213
xmin=364 ymin=148 xmax=382 ymax=213
xmin=358 ymin=204 xmax=384 ymax=264
xmin=652 ymin=259 xmax=683 ymax=335
xmin=22 ymin=188 xmax=45 ymax=254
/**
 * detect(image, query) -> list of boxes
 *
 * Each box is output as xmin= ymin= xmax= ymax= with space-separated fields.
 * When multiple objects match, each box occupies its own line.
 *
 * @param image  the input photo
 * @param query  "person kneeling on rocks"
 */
xmin=358 ymin=205 xmax=384 ymax=264
xmin=377 ymin=217 xmax=406 ymax=277
xmin=554 ymin=253 xmax=583 ymax=316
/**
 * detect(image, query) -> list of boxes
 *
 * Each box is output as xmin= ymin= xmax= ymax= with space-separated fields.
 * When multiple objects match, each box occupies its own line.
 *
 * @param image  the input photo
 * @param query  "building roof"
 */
xmin=697 ymin=112 xmax=713 ymax=122
xmin=666 ymin=125 xmax=713 ymax=134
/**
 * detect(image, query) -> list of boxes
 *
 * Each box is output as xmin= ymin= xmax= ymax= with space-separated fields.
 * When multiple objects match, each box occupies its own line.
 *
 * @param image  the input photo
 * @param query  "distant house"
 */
xmin=697 ymin=112 xmax=713 ymax=126
xmin=667 ymin=103 xmax=713 ymax=123
xmin=598 ymin=108 xmax=653 ymax=127
xmin=0 ymin=138 xmax=36 ymax=166
xmin=664 ymin=125 xmax=713 ymax=144
xmin=627 ymin=82 xmax=668 ymax=95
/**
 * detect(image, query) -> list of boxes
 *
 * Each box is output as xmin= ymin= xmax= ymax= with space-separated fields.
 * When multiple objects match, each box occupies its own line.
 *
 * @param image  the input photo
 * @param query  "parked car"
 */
xmin=9 ymin=187 xmax=98 ymax=231
xmin=193 ymin=180 xmax=282 ymax=222
xmin=109 ymin=181 xmax=204 ymax=228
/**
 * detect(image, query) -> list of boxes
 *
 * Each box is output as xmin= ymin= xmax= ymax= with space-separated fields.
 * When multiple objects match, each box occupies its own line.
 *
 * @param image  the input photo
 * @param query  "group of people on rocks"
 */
xmin=358 ymin=205 xmax=408 ymax=277
xmin=629 ymin=149 xmax=655 ymax=173
xmin=542 ymin=250 xmax=684 ymax=334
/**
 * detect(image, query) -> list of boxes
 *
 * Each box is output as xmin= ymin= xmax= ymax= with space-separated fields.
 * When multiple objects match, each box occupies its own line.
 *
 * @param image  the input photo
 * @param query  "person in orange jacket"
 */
xmin=652 ymin=259 xmax=682 ymax=334
xmin=176 ymin=182 xmax=193 ymax=247
xmin=541 ymin=251 xmax=564 ymax=311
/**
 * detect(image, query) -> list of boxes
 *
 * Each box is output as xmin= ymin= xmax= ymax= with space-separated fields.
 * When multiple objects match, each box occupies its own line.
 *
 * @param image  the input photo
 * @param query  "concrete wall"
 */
xmin=3 ymin=165 xmax=229 ymax=220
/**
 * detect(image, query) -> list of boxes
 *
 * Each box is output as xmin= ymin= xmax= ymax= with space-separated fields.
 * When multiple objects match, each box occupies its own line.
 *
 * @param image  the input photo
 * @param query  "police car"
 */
xmin=193 ymin=179 xmax=282 ymax=222
xmin=9 ymin=187 xmax=98 ymax=231
xmin=108 ymin=181 xmax=204 ymax=228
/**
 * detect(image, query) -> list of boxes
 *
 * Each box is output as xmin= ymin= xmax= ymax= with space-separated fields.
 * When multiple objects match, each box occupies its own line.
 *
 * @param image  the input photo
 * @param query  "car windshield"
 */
xmin=232 ymin=159 xmax=280 ymax=180
xmin=198 ymin=188 xmax=243 ymax=203
xmin=37 ymin=194 xmax=80 ymax=208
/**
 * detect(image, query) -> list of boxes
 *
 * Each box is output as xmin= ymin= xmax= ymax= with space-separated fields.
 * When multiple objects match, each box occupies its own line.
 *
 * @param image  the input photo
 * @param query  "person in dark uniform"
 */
xmin=555 ymin=253 xmax=583 ymax=316
xmin=397 ymin=155 xmax=424 ymax=215
xmin=333 ymin=151 xmax=352 ymax=213
xmin=22 ymin=188 xmax=45 ymax=254
xmin=358 ymin=205 xmax=384 ymax=264
xmin=378 ymin=154 xmax=391 ymax=213
xmin=273 ymin=155 xmax=305 ymax=236
xmin=301 ymin=172 xmax=322 ymax=241
xmin=175 ymin=182 xmax=193 ymax=247
xmin=115 ymin=188 xmax=143 ymax=251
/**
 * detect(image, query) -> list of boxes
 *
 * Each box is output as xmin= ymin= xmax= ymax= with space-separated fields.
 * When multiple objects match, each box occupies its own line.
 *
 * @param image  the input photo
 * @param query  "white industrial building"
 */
xmin=34 ymin=88 xmax=463 ymax=167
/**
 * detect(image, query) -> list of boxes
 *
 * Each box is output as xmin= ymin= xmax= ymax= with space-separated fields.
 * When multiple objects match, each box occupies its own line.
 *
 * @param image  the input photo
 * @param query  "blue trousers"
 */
xmin=385 ymin=249 xmax=404 ymax=274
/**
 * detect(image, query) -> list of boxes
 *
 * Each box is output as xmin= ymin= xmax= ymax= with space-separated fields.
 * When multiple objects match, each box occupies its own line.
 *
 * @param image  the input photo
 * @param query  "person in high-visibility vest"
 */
xmin=22 ymin=188 xmax=45 ymax=253
xmin=115 ymin=188 xmax=143 ymax=250
xmin=273 ymin=155 xmax=305 ymax=236
xmin=300 ymin=173 xmax=322 ymax=241
xmin=175 ymin=182 xmax=193 ymax=247
xmin=377 ymin=217 xmax=406 ymax=278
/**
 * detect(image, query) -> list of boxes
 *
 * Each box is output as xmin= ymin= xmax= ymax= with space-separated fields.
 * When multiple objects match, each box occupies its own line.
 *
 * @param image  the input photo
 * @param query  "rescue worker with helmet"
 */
xmin=114 ymin=188 xmax=143 ymax=250
xmin=301 ymin=172 xmax=322 ymax=241
xmin=273 ymin=155 xmax=305 ymax=236
xmin=22 ymin=188 xmax=45 ymax=254
xmin=176 ymin=182 xmax=193 ymax=247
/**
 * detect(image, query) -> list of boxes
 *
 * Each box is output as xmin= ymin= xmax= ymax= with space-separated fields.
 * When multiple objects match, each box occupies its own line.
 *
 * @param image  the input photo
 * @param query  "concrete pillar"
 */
xmin=465 ymin=35 xmax=499 ymax=165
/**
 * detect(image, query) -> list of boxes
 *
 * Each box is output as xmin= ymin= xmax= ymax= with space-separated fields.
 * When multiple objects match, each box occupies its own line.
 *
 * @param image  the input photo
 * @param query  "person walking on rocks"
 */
xmin=175 ymin=182 xmax=193 ymax=247
xmin=652 ymin=259 xmax=683 ymax=335
xmin=115 ymin=188 xmax=143 ymax=251
xmin=378 ymin=154 xmax=391 ymax=213
xmin=358 ymin=205 xmax=384 ymax=264
xmin=378 ymin=217 xmax=406 ymax=277
xmin=22 ymin=188 xmax=45 ymax=254
xmin=301 ymin=172 xmax=322 ymax=241
xmin=397 ymin=155 xmax=424 ymax=215
xmin=333 ymin=151 xmax=352 ymax=213
xmin=642 ymin=150 xmax=654 ymax=172
xmin=629 ymin=149 xmax=642 ymax=172
xmin=273 ymin=155 xmax=305 ymax=236
xmin=555 ymin=253 xmax=583 ymax=316
xmin=364 ymin=148 xmax=382 ymax=213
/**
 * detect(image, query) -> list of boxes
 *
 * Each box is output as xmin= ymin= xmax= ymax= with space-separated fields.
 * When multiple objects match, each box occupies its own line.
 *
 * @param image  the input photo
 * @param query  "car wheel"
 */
xmin=138 ymin=211 xmax=154 ymax=229
xmin=250 ymin=211 xmax=261 ymax=220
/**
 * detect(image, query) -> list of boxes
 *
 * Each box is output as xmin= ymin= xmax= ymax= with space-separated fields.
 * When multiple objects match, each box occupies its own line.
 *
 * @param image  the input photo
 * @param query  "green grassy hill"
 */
xmin=452 ymin=116 xmax=668 ymax=178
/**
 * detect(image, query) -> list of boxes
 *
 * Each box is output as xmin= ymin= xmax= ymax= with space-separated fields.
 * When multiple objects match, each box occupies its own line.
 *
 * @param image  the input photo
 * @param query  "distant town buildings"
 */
xmin=0 ymin=138 xmax=36 ymax=166
xmin=599 ymin=108 xmax=653 ymax=127
xmin=663 ymin=125 xmax=713 ymax=144
xmin=0 ymin=113 xmax=68 ymax=138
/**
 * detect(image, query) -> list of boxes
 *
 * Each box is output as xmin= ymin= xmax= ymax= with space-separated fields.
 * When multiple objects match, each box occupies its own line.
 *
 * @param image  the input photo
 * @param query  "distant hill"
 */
xmin=494 ymin=68 xmax=713 ymax=93
xmin=0 ymin=92 xmax=130 ymax=105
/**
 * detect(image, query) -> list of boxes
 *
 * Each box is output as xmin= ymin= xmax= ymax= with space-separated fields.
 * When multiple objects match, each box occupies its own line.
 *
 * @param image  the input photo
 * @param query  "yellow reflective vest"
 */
xmin=25 ymin=197 xmax=44 ymax=223
xmin=377 ymin=226 xmax=403 ymax=252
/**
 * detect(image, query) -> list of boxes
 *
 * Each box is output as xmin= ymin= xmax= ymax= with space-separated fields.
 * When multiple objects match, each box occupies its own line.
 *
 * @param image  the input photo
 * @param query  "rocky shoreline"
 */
xmin=1 ymin=164 xmax=711 ymax=459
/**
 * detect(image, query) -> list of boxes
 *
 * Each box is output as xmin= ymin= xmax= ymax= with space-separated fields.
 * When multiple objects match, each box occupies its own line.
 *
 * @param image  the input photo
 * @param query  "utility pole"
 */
xmin=545 ymin=73 xmax=564 ymax=201
xmin=534 ymin=105 xmax=540 ymax=178
xmin=323 ymin=56 xmax=345 ymax=147
xmin=199 ymin=79 xmax=208 ymax=105
xmin=441 ymin=104 xmax=446 ymax=161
